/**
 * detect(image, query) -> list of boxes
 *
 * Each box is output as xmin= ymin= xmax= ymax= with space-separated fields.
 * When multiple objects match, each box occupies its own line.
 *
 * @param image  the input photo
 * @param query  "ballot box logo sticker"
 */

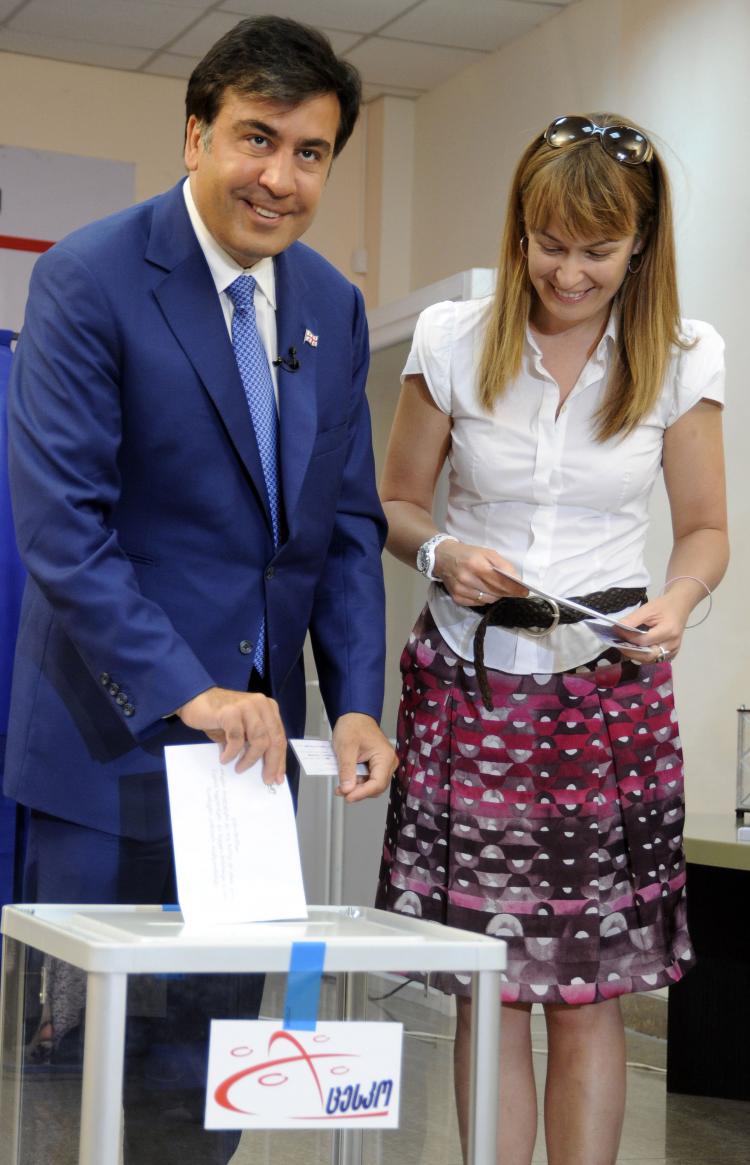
xmin=205 ymin=1020 xmax=402 ymax=1129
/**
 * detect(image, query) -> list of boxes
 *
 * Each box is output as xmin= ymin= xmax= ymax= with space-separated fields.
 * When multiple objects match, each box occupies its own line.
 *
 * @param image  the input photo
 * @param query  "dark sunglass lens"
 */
xmin=545 ymin=115 xmax=594 ymax=148
xmin=602 ymin=126 xmax=650 ymax=165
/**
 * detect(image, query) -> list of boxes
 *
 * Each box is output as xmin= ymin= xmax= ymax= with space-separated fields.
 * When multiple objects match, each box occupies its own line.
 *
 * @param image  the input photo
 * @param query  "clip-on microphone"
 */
xmin=272 ymin=347 xmax=300 ymax=372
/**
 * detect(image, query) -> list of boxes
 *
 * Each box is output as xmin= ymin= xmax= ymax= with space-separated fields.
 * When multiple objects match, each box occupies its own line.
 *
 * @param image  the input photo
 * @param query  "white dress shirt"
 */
xmin=405 ymin=297 xmax=725 ymax=674
xmin=182 ymin=178 xmax=280 ymax=405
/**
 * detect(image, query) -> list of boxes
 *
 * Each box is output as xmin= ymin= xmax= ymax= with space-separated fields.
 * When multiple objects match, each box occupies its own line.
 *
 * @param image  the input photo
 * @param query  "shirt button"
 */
xmin=100 ymin=672 xmax=110 ymax=686
xmin=123 ymin=703 xmax=135 ymax=717
xmin=265 ymin=566 xmax=275 ymax=580
xmin=239 ymin=640 xmax=253 ymax=655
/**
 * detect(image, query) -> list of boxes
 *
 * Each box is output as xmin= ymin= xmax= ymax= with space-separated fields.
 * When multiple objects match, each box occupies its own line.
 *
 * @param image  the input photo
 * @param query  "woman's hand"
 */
xmin=615 ymin=590 xmax=694 ymax=664
xmin=433 ymin=540 xmax=527 ymax=607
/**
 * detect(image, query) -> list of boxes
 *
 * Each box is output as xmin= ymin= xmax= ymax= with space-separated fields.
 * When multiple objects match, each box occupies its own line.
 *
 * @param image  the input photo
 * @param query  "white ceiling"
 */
xmin=0 ymin=0 xmax=574 ymax=102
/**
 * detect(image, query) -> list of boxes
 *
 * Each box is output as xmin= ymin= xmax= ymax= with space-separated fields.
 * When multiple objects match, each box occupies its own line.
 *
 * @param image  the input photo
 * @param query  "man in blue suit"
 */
xmin=6 ymin=16 xmax=393 ymax=1161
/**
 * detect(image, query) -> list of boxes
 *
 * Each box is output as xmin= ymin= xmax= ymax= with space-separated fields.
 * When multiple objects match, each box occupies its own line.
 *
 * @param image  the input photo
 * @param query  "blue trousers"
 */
xmin=22 ymin=810 xmax=264 ymax=1164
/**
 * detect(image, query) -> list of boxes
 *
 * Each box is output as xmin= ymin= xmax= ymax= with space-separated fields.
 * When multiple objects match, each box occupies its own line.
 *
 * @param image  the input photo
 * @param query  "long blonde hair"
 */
xmin=478 ymin=114 xmax=690 ymax=440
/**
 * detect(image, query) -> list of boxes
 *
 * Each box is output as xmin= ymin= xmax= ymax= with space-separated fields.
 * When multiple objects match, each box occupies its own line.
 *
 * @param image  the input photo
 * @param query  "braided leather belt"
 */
xmin=472 ymin=585 xmax=647 ymax=711
xmin=476 ymin=586 xmax=647 ymax=630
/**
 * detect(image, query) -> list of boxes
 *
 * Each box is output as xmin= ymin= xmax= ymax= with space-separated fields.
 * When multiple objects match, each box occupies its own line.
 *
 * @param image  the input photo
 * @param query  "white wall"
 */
xmin=0 ymin=51 xmax=186 ymax=202
xmin=397 ymin=0 xmax=750 ymax=813
xmin=0 ymin=146 xmax=135 ymax=331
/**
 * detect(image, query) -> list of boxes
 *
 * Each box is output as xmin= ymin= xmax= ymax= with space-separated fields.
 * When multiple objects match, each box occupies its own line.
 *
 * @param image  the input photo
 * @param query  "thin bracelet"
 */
xmin=663 ymin=575 xmax=712 ymax=629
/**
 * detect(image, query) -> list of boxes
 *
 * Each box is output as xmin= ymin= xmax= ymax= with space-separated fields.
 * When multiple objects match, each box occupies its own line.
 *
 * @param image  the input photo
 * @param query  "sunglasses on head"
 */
xmin=543 ymin=115 xmax=653 ymax=166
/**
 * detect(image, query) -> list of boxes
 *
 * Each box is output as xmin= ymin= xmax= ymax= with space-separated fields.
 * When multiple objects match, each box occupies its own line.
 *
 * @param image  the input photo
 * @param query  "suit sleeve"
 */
xmin=8 ymin=246 xmax=216 ymax=738
xmin=307 ymin=284 xmax=387 ymax=724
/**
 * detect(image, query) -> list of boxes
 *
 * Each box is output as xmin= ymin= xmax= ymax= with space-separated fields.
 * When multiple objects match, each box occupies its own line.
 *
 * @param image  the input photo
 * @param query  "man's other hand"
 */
xmin=332 ymin=713 xmax=397 ymax=803
xmin=176 ymin=687 xmax=286 ymax=782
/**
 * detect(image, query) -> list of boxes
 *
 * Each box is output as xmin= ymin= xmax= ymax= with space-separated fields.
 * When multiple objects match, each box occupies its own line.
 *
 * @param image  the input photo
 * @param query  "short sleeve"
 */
xmin=666 ymin=320 xmax=725 ymax=426
xmin=401 ymin=300 xmax=457 ymax=414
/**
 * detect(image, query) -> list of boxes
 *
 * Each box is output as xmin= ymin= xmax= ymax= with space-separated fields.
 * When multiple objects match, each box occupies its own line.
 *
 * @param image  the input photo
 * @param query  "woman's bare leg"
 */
xmin=454 ymin=997 xmax=536 ymax=1164
xmin=543 ymin=998 xmax=626 ymax=1165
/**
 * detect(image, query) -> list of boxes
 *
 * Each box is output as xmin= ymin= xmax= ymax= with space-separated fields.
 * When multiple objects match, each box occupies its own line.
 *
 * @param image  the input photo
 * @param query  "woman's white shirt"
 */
xmin=404 ymin=298 xmax=725 ymax=674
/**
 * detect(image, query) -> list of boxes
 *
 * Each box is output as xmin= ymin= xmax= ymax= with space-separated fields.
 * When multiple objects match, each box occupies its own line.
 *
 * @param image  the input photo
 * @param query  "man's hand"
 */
xmin=332 ymin=713 xmax=397 ymax=803
xmin=176 ymin=686 xmax=286 ymax=782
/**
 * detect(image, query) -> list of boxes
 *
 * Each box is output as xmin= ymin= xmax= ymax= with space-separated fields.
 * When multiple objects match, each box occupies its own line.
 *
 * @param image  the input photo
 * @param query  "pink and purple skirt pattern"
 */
xmin=375 ymin=607 xmax=695 ymax=1004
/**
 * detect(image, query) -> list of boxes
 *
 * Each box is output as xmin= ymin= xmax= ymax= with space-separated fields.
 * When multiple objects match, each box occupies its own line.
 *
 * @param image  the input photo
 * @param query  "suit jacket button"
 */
xmin=108 ymin=682 xmax=120 ymax=697
xmin=123 ymin=703 xmax=135 ymax=717
xmin=265 ymin=566 xmax=274 ymax=580
xmin=239 ymin=640 xmax=253 ymax=655
xmin=116 ymin=693 xmax=127 ymax=706
xmin=100 ymin=672 xmax=110 ymax=686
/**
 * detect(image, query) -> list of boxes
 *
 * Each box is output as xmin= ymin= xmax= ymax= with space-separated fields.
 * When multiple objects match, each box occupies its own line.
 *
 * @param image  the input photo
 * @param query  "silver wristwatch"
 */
xmin=416 ymin=533 xmax=457 ymax=581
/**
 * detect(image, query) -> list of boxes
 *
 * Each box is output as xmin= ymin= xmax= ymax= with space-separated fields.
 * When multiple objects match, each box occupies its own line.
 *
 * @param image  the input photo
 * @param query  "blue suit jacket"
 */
xmin=5 ymin=183 xmax=386 ymax=840
xmin=1 ymin=332 xmax=26 ymax=908
xmin=0 ymin=332 xmax=24 ymax=739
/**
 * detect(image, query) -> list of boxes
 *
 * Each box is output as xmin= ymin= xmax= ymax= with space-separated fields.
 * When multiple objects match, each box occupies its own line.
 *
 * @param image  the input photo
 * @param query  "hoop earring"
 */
xmin=627 ymin=251 xmax=644 ymax=274
xmin=520 ymin=235 xmax=528 ymax=257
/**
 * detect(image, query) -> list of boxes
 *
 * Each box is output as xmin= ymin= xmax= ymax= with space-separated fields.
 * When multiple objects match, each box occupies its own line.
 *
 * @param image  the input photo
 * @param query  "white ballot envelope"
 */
xmin=164 ymin=743 xmax=307 ymax=927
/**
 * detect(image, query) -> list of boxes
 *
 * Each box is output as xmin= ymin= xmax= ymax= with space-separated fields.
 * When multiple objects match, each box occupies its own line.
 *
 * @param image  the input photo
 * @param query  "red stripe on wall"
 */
xmin=0 ymin=234 xmax=55 ymax=254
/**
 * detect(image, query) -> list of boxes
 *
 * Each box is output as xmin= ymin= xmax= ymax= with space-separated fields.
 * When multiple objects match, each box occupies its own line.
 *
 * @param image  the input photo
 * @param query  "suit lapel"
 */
xmin=274 ymin=248 xmax=318 ymax=530
xmin=147 ymin=186 xmax=274 ymax=534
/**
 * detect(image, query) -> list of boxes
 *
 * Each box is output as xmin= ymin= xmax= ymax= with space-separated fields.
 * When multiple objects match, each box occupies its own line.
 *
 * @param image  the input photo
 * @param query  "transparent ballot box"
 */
xmin=0 ymin=905 xmax=505 ymax=1165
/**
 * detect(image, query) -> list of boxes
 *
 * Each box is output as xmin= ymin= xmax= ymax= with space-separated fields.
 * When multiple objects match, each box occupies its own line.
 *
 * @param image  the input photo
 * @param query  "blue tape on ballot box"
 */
xmin=283 ymin=941 xmax=326 ymax=1031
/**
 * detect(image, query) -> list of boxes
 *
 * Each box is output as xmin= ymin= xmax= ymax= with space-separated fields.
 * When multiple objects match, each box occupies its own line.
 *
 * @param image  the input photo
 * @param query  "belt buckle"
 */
xmin=525 ymin=597 xmax=561 ymax=638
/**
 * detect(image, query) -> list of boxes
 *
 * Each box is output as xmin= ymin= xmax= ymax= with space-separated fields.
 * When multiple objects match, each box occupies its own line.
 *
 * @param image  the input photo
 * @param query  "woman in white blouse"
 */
xmin=375 ymin=114 xmax=728 ymax=1165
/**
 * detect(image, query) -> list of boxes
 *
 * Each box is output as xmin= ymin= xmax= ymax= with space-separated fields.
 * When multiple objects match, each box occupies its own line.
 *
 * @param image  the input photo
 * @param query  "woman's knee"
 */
xmin=544 ymin=997 xmax=622 ymax=1039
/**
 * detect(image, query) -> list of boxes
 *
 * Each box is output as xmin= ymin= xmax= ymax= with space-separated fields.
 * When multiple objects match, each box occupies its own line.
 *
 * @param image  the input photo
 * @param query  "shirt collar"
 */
xmin=525 ymin=308 xmax=618 ymax=356
xmin=598 ymin=308 xmax=618 ymax=351
xmin=182 ymin=178 xmax=276 ymax=311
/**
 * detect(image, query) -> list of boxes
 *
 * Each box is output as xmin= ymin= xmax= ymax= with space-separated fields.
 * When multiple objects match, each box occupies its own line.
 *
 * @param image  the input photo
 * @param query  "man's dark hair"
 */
xmin=186 ymin=15 xmax=361 ymax=158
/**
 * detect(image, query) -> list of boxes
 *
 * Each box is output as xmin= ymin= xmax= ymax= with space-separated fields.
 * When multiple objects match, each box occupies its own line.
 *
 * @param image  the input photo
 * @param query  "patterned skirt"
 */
xmin=375 ymin=607 xmax=695 ymax=1004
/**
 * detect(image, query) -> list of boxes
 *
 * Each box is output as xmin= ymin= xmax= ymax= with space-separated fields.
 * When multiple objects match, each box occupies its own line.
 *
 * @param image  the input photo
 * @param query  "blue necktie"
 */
xmin=226 ymin=275 xmax=280 ymax=675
